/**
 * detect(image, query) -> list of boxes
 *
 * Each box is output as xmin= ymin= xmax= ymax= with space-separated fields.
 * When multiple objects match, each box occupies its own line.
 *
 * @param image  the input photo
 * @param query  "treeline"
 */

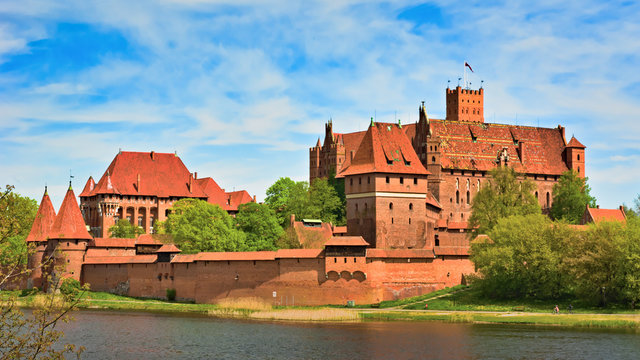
xmin=470 ymin=167 xmax=640 ymax=307
xmin=124 ymin=176 xmax=347 ymax=254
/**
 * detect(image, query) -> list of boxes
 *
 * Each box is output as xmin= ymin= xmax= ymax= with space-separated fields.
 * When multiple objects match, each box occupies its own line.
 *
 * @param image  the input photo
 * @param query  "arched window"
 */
xmin=466 ymin=191 xmax=470 ymax=205
xmin=546 ymin=192 xmax=550 ymax=208
xmin=456 ymin=178 xmax=459 ymax=190
xmin=386 ymin=176 xmax=390 ymax=183
xmin=432 ymin=156 xmax=436 ymax=163
xmin=409 ymin=218 xmax=411 ymax=224
xmin=578 ymin=166 xmax=580 ymax=174
xmin=456 ymin=191 xmax=460 ymax=204
xmin=355 ymin=204 xmax=358 ymax=211
xmin=364 ymin=203 xmax=368 ymax=210
xmin=389 ymin=202 xmax=393 ymax=210
xmin=577 ymin=154 xmax=581 ymax=161
xmin=477 ymin=179 xmax=480 ymax=190
xmin=535 ymin=191 xmax=539 ymax=199
xmin=409 ymin=203 xmax=413 ymax=210
xmin=466 ymin=179 xmax=470 ymax=190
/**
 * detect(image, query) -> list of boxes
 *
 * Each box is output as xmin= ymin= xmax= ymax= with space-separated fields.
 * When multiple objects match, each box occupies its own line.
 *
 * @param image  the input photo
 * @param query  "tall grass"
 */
xmin=250 ymin=308 xmax=360 ymax=321
xmin=214 ymin=297 xmax=272 ymax=311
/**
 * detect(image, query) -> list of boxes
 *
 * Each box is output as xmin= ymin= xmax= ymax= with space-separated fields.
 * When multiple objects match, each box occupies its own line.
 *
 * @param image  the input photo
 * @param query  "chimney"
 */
xmin=194 ymin=172 xmax=197 ymax=179
xmin=136 ymin=173 xmax=140 ymax=192
xmin=188 ymin=173 xmax=193 ymax=193
xmin=350 ymin=150 xmax=355 ymax=162
xmin=150 ymin=151 xmax=155 ymax=160
xmin=253 ymin=195 xmax=256 ymax=203
xmin=290 ymin=214 xmax=296 ymax=227
xmin=518 ymin=142 xmax=525 ymax=164
xmin=558 ymin=125 xmax=566 ymax=143
xmin=596 ymin=205 xmax=600 ymax=209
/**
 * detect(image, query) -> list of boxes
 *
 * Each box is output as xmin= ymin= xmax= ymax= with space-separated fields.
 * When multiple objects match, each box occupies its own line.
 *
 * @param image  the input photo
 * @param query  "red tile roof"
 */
xmin=434 ymin=246 xmax=469 ymax=256
xmin=170 ymin=254 xmax=197 ymax=263
xmin=195 ymin=177 xmax=227 ymax=208
xmin=332 ymin=226 xmax=347 ymax=235
xmin=366 ymin=249 xmax=435 ymax=258
xmin=92 ymin=238 xmax=137 ymax=248
xmin=585 ymin=207 xmax=626 ymax=223
xmin=447 ymin=221 xmax=470 ymax=230
xmin=83 ymin=255 xmax=157 ymax=265
xmin=426 ymin=192 xmax=442 ymax=209
xmin=26 ymin=188 xmax=57 ymax=242
xmin=156 ymin=244 xmax=181 ymax=253
xmin=339 ymin=122 xmax=430 ymax=176
xmin=430 ymin=120 xmax=570 ymax=175
xmin=79 ymin=176 xmax=95 ymax=197
xmin=566 ymin=136 xmax=586 ymax=148
xmin=275 ymin=249 xmax=324 ymax=258
xmin=135 ymin=234 xmax=165 ymax=245
xmin=292 ymin=220 xmax=334 ymax=249
xmin=195 ymin=251 xmax=277 ymax=261
xmin=49 ymin=186 xmax=92 ymax=240
xmin=324 ymin=236 xmax=369 ymax=247
xmin=85 ymin=151 xmax=209 ymax=198
xmin=224 ymin=190 xmax=254 ymax=211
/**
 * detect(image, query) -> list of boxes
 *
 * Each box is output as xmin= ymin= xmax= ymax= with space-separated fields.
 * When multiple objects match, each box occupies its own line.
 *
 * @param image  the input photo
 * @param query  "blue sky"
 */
xmin=1 ymin=0 xmax=639 ymax=210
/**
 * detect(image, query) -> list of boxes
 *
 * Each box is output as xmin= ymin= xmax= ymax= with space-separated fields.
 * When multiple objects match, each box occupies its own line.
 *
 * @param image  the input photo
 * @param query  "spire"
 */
xmin=49 ymin=187 xmax=92 ymax=240
xmin=316 ymin=138 xmax=321 ymax=147
xmin=370 ymin=117 xmax=374 ymax=127
xmin=25 ymin=187 xmax=57 ymax=243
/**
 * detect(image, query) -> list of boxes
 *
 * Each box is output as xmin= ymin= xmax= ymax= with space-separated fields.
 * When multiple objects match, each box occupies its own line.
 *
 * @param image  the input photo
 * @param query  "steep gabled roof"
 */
xmin=25 ymin=188 xmax=57 ymax=243
xmin=49 ymin=186 xmax=92 ymax=240
xmin=86 ymin=151 xmax=208 ymax=198
xmin=79 ymin=176 xmax=95 ymax=197
xmin=566 ymin=136 xmax=586 ymax=149
xmin=585 ymin=207 xmax=626 ymax=224
xmin=430 ymin=120 xmax=569 ymax=175
xmin=195 ymin=177 xmax=227 ymax=207
xmin=224 ymin=190 xmax=254 ymax=211
xmin=339 ymin=122 xmax=429 ymax=176
xmin=156 ymin=244 xmax=181 ymax=253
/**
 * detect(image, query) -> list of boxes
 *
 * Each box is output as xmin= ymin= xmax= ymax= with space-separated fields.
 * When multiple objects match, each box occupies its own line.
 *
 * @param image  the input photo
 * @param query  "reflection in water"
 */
xmin=58 ymin=310 xmax=640 ymax=359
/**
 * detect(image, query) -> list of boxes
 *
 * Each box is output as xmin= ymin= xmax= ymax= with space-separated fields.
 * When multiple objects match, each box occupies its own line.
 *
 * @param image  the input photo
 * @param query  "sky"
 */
xmin=1 ymin=0 xmax=639 ymax=210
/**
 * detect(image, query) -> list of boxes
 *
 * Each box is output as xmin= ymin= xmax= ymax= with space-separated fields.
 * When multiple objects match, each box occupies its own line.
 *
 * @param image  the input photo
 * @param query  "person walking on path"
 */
xmin=554 ymin=305 xmax=559 ymax=314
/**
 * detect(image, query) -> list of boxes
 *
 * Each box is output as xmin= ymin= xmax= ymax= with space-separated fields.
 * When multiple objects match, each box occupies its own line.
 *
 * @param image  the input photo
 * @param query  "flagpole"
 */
xmin=463 ymin=61 xmax=467 ymax=89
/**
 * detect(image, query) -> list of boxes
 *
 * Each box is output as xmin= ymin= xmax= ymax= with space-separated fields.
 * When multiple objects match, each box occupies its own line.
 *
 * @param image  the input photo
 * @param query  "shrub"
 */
xmin=20 ymin=288 xmax=39 ymax=297
xmin=59 ymin=278 xmax=82 ymax=296
xmin=166 ymin=288 xmax=176 ymax=301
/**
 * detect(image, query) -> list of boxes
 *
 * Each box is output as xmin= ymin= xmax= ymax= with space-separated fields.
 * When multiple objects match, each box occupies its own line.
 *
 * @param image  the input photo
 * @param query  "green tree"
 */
xmin=470 ymin=214 xmax=575 ymax=299
xmin=308 ymin=177 xmax=345 ymax=225
xmin=109 ymin=219 xmax=145 ymax=238
xmin=469 ymin=166 xmax=540 ymax=235
xmin=265 ymin=177 xmax=310 ymax=227
xmin=550 ymin=170 xmax=597 ymax=223
xmin=158 ymin=198 xmax=246 ymax=253
xmin=235 ymin=202 xmax=284 ymax=251
xmin=0 ymin=185 xmax=38 ymax=265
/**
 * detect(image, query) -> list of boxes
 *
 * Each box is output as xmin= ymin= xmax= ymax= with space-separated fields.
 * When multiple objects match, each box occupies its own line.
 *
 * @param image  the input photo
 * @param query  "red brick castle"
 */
xmin=311 ymin=85 xmax=586 ymax=251
xmin=23 ymin=84 xmax=588 ymax=305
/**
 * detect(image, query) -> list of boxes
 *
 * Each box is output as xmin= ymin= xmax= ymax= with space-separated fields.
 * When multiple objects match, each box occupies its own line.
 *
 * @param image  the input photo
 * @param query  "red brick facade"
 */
xmin=79 ymin=151 xmax=254 ymax=237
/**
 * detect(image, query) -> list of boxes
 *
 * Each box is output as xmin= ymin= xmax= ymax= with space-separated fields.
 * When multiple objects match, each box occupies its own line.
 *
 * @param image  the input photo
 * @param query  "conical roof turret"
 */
xmin=49 ymin=185 xmax=92 ymax=240
xmin=25 ymin=186 xmax=57 ymax=243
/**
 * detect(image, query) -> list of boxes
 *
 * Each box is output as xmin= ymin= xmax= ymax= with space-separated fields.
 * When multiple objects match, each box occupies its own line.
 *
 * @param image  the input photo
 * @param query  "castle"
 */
xmin=78 ymin=151 xmax=255 ymax=238
xmin=311 ymin=85 xmax=585 ymax=249
xmin=23 ymin=84 xmax=587 ymax=305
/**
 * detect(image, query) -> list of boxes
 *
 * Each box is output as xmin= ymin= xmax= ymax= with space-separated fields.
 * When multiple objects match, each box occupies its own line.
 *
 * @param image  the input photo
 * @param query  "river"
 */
xmin=57 ymin=310 xmax=640 ymax=359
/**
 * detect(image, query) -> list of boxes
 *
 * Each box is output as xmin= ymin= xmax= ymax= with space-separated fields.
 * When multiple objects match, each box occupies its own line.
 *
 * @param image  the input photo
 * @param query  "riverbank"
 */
xmin=4 ymin=290 xmax=640 ymax=329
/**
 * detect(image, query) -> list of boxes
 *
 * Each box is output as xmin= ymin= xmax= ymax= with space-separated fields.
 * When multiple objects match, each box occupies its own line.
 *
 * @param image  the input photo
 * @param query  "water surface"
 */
xmin=59 ymin=310 xmax=640 ymax=359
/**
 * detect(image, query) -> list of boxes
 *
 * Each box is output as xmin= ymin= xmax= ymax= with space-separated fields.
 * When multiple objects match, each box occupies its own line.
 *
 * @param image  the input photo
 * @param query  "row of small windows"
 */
xmin=350 ymin=176 xmax=421 ymax=185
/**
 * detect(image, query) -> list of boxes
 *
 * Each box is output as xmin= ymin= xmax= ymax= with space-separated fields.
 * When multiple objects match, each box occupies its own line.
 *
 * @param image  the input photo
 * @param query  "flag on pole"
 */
xmin=465 ymin=62 xmax=474 ymax=73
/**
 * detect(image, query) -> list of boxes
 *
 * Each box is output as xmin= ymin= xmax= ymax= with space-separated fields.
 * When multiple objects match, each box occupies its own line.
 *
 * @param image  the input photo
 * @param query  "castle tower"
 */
xmin=446 ymin=86 xmax=484 ymax=123
xmin=25 ymin=186 xmax=57 ymax=289
xmin=565 ymin=136 xmax=586 ymax=178
xmin=339 ymin=121 xmax=432 ymax=249
xmin=48 ymin=183 xmax=93 ymax=282
xmin=309 ymin=138 xmax=321 ymax=181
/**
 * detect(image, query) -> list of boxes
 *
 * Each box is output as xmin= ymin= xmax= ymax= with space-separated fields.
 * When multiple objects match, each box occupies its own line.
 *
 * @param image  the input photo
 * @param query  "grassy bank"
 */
xmin=4 ymin=289 xmax=640 ymax=329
